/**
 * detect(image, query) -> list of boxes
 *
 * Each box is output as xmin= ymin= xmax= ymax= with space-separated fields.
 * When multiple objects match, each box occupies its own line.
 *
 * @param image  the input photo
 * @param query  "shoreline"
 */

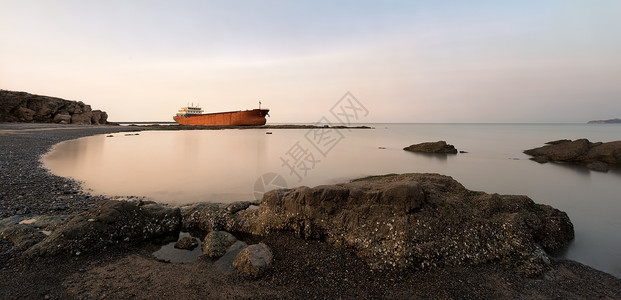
xmin=1 ymin=123 xmax=620 ymax=299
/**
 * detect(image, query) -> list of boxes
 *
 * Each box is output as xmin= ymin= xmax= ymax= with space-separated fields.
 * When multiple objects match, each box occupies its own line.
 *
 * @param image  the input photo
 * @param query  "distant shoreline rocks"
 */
xmin=0 ymin=90 xmax=111 ymax=125
xmin=524 ymin=139 xmax=621 ymax=172
xmin=587 ymin=118 xmax=621 ymax=124
xmin=403 ymin=141 xmax=458 ymax=154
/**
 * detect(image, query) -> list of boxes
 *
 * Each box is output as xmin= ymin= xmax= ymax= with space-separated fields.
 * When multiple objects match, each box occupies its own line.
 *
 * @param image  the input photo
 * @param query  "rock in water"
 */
xmin=252 ymin=173 xmax=574 ymax=277
xmin=403 ymin=141 xmax=458 ymax=154
xmin=201 ymin=231 xmax=237 ymax=258
xmin=23 ymin=200 xmax=180 ymax=257
xmin=233 ymin=243 xmax=273 ymax=277
xmin=524 ymin=139 xmax=621 ymax=170
xmin=174 ymin=236 xmax=199 ymax=250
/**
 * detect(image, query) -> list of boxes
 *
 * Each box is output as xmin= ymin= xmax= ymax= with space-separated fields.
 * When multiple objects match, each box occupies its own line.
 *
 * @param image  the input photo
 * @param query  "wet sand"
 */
xmin=1 ymin=123 xmax=620 ymax=299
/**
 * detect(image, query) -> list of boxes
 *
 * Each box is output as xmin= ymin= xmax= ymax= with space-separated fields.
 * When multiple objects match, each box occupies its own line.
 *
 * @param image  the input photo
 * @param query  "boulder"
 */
xmin=174 ymin=236 xmax=199 ymax=250
xmin=16 ymin=107 xmax=36 ymax=121
xmin=214 ymin=240 xmax=248 ymax=273
xmin=53 ymin=113 xmax=72 ymax=124
xmin=0 ymin=92 xmax=25 ymax=114
xmin=99 ymin=111 xmax=109 ymax=124
xmin=233 ymin=243 xmax=273 ymax=277
xmin=524 ymin=139 xmax=621 ymax=169
xmin=23 ymin=200 xmax=180 ymax=257
xmin=251 ymin=173 xmax=574 ymax=277
xmin=201 ymin=231 xmax=237 ymax=258
xmin=71 ymin=112 xmax=93 ymax=125
xmin=90 ymin=110 xmax=108 ymax=125
xmin=404 ymin=141 xmax=458 ymax=154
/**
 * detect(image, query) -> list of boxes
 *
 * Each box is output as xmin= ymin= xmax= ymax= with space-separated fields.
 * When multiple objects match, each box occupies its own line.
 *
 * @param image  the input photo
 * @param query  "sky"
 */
xmin=1 ymin=0 xmax=620 ymax=123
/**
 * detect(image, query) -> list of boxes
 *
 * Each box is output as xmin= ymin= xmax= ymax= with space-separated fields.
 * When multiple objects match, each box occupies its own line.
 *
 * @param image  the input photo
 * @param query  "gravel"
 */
xmin=0 ymin=123 xmax=137 ymax=218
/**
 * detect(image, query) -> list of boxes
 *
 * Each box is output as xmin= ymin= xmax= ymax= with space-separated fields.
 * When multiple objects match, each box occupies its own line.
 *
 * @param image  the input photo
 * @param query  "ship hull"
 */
xmin=173 ymin=109 xmax=269 ymax=126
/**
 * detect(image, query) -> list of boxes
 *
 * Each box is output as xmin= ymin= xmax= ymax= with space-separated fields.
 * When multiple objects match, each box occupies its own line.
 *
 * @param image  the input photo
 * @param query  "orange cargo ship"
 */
xmin=173 ymin=103 xmax=269 ymax=126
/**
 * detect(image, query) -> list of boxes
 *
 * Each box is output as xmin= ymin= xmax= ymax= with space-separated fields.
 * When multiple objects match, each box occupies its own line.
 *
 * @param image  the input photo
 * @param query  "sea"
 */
xmin=41 ymin=123 xmax=621 ymax=278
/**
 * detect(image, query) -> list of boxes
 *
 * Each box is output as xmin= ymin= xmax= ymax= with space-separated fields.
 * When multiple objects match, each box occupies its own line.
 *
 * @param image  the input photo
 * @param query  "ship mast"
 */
xmin=259 ymin=100 xmax=262 ymax=109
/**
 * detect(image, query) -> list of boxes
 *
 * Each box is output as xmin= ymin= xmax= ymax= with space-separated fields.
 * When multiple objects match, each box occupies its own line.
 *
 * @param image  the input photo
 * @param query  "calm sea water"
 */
xmin=42 ymin=123 xmax=621 ymax=277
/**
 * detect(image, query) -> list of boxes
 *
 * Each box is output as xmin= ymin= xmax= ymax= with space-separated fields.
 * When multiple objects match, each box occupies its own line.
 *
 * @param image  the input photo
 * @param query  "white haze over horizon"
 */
xmin=1 ymin=1 xmax=620 ymax=123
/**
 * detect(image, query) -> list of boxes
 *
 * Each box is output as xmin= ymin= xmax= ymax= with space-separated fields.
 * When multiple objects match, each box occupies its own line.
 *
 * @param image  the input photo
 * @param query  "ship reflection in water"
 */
xmin=42 ymin=124 xmax=621 ymax=278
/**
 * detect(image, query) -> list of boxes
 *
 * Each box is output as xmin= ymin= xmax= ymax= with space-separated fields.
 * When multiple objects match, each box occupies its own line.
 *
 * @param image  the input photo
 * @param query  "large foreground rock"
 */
xmin=524 ymin=139 xmax=621 ymax=171
xmin=23 ymin=200 xmax=180 ymax=257
xmin=251 ymin=174 xmax=574 ymax=277
xmin=0 ymin=90 xmax=110 ymax=124
xmin=404 ymin=141 xmax=458 ymax=154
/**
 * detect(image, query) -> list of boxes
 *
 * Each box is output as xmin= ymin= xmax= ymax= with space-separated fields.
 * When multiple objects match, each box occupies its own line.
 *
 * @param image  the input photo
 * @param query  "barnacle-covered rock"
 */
xmin=23 ymin=200 xmax=180 ymax=257
xmin=252 ymin=173 xmax=574 ymax=277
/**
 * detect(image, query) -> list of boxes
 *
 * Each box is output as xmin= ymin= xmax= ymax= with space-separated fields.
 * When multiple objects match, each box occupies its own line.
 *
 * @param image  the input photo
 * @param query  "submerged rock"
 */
xmin=23 ymin=200 xmax=180 ymax=257
xmin=233 ymin=243 xmax=273 ymax=277
xmin=524 ymin=139 xmax=621 ymax=170
xmin=174 ymin=236 xmax=199 ymax=250
xmin=403 ymin=141 xmax=458 ymax=154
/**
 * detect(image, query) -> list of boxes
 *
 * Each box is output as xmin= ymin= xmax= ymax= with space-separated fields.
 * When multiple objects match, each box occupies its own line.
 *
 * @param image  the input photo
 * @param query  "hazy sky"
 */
xmin=1 ymin=1 xmax=620 ymax=122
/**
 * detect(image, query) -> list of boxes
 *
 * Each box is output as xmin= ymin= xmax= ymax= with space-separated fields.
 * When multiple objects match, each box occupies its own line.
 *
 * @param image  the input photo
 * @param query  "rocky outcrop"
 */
xmin=233 ymin=243 xmax=273 ymax=277
xmin=0 ymin=90 xmax=110 ymax=124
xmin=5 ymin=174 xmax=574 ymax=278
xmin=23 ymin=200 xmax=180 ymax=257
xmin=180 ymin=201 xmax=259 ymax=233
xmin=176 ymin=174 xmax=573 ymax=277
xmin=251 ymin=174 xmax=574 ymax=277
xmin=0 ymin=215 xmax=67 ymax=250
xmin=1 ymin=224 xmax=47 ymax=251
xmin=404 ymin=141 xmax=458 ymax=154
xmin=524 ymin=139 xmax=621 ymax=171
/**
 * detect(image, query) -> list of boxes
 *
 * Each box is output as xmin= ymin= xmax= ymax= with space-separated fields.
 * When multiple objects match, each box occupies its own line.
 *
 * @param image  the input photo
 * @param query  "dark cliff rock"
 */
xmin=0 ymin=90 xmax=110 ymax=124
xmin=524 ymin=139 xmax=621 ymax=171
xmin=404 ymin=141 xmax=458 ymax=154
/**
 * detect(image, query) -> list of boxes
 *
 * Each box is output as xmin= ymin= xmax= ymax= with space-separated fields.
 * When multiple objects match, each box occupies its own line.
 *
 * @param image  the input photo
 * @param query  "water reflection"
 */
xmin=42 ymin=124 xmax=621 ymax=278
